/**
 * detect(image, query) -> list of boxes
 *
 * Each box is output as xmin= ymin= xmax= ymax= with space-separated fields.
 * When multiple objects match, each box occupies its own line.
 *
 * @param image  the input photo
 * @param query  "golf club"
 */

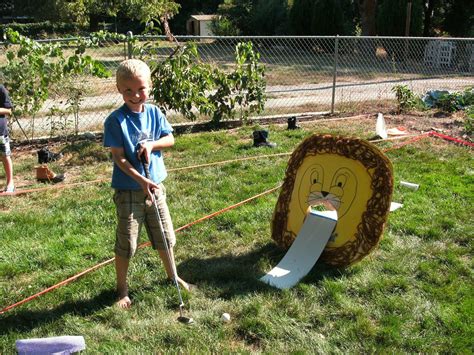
xmin=139 ymin=148 xmax=193 ymax=325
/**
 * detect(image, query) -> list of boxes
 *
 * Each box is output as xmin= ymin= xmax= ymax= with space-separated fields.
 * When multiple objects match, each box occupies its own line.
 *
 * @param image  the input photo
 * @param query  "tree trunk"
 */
xmin=423 ymin=0 xmax=436 ymax=37
xmin=358 ymin=0 xmax=377 ymax=36
xmin=89 ymin=14 xmax=100 ymax=32
xmin=358 ymin=0 xmax=377 ymax=58
xmin=161 ymin=15 xmax=176 ymax=43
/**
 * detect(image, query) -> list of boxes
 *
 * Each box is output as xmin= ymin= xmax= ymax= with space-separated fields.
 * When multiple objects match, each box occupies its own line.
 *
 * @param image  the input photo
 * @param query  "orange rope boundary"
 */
xmin=0 ymin=153 xmax=291 ymax=197
xmin=0 ymin=185 xmax=281 ymax=315
xmin=1 ymin=131 xmax=470 ymax=197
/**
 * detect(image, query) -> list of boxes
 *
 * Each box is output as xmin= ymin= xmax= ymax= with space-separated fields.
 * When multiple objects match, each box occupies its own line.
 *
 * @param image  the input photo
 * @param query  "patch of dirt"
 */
xmin=383 ymin=110 xmax=469 ymax=139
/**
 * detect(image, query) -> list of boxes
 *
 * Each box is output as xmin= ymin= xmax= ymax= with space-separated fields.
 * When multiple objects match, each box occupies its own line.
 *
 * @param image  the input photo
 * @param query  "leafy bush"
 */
xmin=0 ymin=21 xmax=83 ymax=39
xmin=1 ymin=29 xmax=111 ymax=139
xmin=149 ymin=41 xmax=266 ymax=123
xmin=436 ymin=92 xmax=463 ymax=112
xmin=436 ymin=87 xmax=474 ymax=113
xmin=392 ymin=84 xmax=423 ymax=113
xmin=211 ymin=16 xmax=240 ymax=36
xmin=464 ymin=106 xmax=473 ymax=135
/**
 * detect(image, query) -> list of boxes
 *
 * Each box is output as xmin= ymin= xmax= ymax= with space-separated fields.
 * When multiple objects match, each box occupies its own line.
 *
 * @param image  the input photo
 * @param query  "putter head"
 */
xmin=177 ymin=304 xmax=194 ymax=324
xmin=177 ymin=315 xmax=194 ymax=324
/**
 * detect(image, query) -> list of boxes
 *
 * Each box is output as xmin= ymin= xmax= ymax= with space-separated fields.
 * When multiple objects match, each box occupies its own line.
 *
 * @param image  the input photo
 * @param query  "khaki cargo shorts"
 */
xmin=113 ymin=184 xmax=176 ymax=259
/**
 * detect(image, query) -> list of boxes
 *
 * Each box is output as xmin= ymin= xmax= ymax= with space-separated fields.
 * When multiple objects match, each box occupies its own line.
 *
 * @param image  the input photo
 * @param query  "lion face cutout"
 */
xmin=272 ymin=134 xmax=393 ymax=266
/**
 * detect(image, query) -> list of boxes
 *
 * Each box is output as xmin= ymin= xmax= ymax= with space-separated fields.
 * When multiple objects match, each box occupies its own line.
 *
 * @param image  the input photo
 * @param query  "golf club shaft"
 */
xmin=140 ymin=154 xmax=185 ymax=312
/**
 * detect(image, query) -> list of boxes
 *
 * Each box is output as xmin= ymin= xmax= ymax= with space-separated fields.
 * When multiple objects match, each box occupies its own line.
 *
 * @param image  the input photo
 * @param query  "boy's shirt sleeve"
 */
xmin=103 ymin=113 xmax=123 ymax=148
xmin=157 ymin=108 xmax=173 ymax=138
xmin=0 ymin=86 xmax=13 ymax=109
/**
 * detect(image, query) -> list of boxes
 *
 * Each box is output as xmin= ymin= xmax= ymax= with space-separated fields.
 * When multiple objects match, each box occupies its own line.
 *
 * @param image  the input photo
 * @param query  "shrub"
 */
xmin=436 ymin=87 xmax=474 ymax=113
xmin=149 ymin=41 xmax=266 ymax=123
xmin=464 ymin=106 xmax=473 ymax=136
xmin=392 ymin=84 xmax=423 ymax=113
xmin=0 ymin=21 xmax=83 ymax=39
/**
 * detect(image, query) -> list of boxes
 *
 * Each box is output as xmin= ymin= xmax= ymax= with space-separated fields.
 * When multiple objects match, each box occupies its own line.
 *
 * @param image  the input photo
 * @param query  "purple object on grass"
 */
xmin=16 ymin=336 xmax=85 ymax=354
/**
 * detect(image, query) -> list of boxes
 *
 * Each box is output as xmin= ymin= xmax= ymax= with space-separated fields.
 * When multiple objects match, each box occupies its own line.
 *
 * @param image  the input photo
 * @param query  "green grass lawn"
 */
xmin=0 ymin=121 xmax=472 ymax=353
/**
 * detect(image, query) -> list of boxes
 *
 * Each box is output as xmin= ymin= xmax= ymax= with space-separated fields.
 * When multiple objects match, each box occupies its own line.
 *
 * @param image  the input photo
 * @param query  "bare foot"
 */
xmin=175 ymin=277 xmax=196 ymax=292
xmin=116 ymin=295 xmax=132 ymax=309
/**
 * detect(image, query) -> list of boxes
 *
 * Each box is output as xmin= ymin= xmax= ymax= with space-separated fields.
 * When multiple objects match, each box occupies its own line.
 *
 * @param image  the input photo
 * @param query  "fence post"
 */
xmin=331 ymin=35 xmax=339 ymax=115
xmin=126 ymin=31 xmax=133 ymax=59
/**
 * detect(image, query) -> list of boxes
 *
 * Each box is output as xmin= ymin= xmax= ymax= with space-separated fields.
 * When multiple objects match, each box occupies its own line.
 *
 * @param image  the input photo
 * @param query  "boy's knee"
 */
xmin=115 ymin=229 xmax=138 ymax=259
xmin=114 ymin=244 xmax=135 ymax=259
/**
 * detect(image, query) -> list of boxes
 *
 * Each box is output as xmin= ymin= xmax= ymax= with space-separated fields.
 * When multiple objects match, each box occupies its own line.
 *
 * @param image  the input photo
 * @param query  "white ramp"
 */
xmin=260 ymin=210 xmax=337 ymax=289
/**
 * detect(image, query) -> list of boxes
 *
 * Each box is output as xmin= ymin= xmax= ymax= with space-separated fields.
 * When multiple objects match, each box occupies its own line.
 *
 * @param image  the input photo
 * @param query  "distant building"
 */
xmin=186 ymin=15 xmax=218 ymax=36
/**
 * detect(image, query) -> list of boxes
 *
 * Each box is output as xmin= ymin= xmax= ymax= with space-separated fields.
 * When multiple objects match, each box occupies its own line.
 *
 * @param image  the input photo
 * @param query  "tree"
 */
xmin=251 ymin=0 xmax=289 ymax=35
xmin=377 ymin=0 xmax=424 ymax=62
xmin=310 ymin=0 xmax=355 ymax=36
xmin=149 ymin=41 xmax=266 ymax=123
xmin=377 ymin=0 xmax=423 ymax=37
xmin=443 ymin=0 xmax=474 ymax=37
xmin=53 ymin=0 xmax=180 ymax=35
xmin=358 ymin=0 xmax=377 ymax=36
xmin=423 ymin=0 xmax=436 ymax=36
xmin=2 ymin=29 xmax=110 ymax=139
xmin=54 ymin=0 xmax=122 ymax=31
xmin=170 ymin=0 xmax=222 ymax=34
xmin=289 ymin=0 xmax=313 ymax=35
xmin=214 ymin=0 xmax=256 ymax=35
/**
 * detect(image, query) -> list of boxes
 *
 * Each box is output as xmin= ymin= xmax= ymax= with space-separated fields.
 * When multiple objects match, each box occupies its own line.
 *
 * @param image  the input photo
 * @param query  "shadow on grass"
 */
xmin=0 ymin=289 xmax=116 ymax=334
xmin=0 ymin=244 xmax=348 ymax=333
xmin=178 ymin=242 xmax=348 ymax=300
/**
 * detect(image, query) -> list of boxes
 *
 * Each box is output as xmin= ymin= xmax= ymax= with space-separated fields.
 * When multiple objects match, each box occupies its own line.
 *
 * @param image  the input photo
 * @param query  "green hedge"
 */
xmin=0 ymin=21 xmax=84 ymax=39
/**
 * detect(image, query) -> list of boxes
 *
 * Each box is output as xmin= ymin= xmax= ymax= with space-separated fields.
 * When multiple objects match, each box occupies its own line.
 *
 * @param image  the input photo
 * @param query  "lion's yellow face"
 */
xmin=288 ymin=153 xmax=373 ymax=248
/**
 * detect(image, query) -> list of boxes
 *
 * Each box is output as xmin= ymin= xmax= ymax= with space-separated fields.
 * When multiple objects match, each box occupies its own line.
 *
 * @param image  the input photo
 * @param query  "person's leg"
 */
xmin=146 ymin=184 xmax=193 ymax=291
xmin=113 ymin=190 xmax=143 ymax=308
xmin=4 ymin=155 xmax=14 ymax=190
xmin=0 ymin=137 xmax=13 ymax=191
xmin=115 ymin=254 xmax=131 ymax=308
xmin=157 ymin=248 xmax=191 ymax=291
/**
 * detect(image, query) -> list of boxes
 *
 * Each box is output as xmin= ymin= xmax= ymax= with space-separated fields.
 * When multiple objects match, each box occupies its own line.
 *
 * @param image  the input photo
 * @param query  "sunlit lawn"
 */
xmin=0 ymin=119 xmax=472 ymax=353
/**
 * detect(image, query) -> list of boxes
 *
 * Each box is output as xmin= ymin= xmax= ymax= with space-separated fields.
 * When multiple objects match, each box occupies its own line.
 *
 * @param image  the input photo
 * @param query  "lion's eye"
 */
xmin=334 ymin=174 xmax=348 ymax=188
xmin=309 ymin=165 xmax=324 ymax=186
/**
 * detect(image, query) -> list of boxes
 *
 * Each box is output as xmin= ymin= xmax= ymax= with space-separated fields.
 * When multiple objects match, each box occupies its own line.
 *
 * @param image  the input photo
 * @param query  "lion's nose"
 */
xmin=321 ymin=191 xmax=329 ymax=197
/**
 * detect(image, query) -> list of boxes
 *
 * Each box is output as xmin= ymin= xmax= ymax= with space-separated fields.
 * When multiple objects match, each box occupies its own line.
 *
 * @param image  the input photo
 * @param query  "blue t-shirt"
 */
xmin=0 ymin=85 xmax=13 ymax=137
xmin=103 ymin=104 xmax=173 ymax=190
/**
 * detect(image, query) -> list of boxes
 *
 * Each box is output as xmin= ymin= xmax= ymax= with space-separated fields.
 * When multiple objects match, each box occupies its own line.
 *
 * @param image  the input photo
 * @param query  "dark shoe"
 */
xmin=37 ymin=147 xmax=63 ymax=164
xmin=253 ymin=130 xmax=277 ymax=148
xmin=287 ymin=116 xmax=300 ymax=130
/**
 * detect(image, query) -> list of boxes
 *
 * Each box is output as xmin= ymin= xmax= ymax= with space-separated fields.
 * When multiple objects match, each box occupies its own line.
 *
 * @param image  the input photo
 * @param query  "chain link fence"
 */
xmin=1 ymin=34 xmax=473 ymax=140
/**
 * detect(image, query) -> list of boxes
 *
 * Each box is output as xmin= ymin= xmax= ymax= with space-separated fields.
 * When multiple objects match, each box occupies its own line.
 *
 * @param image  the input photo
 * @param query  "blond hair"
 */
xmin=116 ymin=59 xmax=151 ymax=85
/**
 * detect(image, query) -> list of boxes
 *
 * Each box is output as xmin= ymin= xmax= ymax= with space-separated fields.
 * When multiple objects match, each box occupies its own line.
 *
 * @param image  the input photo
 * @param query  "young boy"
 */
xmin=103 ymin=59 xmax=191 ymax=309
xmin=0 ymin=84 xmax=14 ymax=193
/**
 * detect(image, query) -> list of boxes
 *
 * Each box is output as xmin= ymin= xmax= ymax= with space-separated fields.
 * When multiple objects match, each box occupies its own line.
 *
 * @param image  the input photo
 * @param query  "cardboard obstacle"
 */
xmin=260 ymin=210 xmax=337 ymax=289
xmin=261 ymin=134 xmax=393 ymax=289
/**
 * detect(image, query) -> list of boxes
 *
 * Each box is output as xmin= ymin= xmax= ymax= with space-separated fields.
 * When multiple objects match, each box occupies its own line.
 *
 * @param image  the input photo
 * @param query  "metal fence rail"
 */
xmin=1 ymin=34 xmax=473 ymax=140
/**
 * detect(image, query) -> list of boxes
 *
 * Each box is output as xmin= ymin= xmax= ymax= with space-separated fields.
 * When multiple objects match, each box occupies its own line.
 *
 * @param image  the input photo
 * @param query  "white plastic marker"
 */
xmin=400 ymin=181 xmax=419 ymax=190
xmin=260 ymin=210 xmax=337 ymax=289
xmin=390 ymin=202 xmax=403 ymax=211
xmin=376 ymin=113 xmax=388 ymax=139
